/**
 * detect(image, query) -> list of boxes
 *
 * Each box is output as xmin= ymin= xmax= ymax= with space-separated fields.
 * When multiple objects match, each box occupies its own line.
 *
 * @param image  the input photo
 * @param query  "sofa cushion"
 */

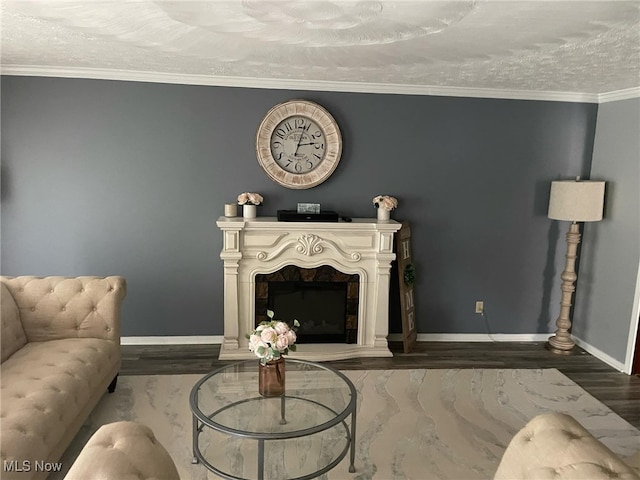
xmin=1 ymin=283 xmax=27 ymax=363
xmin=64 ymin=422 xmax=180 ymax=480
xmin=0 ymin=338 xmax=119 ymax=468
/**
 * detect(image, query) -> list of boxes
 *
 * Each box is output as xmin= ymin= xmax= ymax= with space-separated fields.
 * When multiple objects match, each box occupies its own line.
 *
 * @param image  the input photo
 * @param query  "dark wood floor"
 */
xmin=121 ymin=341 xmax=640 ymax=429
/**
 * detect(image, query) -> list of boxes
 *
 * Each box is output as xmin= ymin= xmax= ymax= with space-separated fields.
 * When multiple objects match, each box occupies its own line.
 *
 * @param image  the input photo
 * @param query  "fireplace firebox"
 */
xmin=255 ymin=265 xmax=359 ymax=344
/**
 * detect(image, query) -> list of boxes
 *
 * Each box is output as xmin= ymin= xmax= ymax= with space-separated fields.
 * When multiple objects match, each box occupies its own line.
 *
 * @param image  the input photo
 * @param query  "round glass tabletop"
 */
xmin=189 ymin=359 xmax=357 ymax=480
xmin=191 ymin=359 xmax=356 ymax=437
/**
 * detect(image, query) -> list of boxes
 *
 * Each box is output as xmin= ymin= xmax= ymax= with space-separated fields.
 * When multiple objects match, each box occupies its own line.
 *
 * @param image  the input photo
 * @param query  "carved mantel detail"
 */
xmin=216 ymin=216 xmax=402 ymax=361
xmin=296 ymin=234 xmax=323 ymax=256
xmin=256 ymin=233 xmax=362 ymax=263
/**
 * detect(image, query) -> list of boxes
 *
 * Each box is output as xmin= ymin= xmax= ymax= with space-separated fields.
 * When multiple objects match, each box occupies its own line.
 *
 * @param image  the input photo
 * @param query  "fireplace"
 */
xmin=255 ymin=265 xmax=359 ymax=344
xmin=216 ymin=216 xmax=401 ymax=361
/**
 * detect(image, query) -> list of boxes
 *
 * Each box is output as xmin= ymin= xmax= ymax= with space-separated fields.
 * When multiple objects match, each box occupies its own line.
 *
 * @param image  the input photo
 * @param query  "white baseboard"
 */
xmin=120 ymin=334 xmax=628 ymax=374
xmin=572 ymin=336 xmax=628 ymax=373
xmin=387 ymin=333 xmax=550 ymax=342
xmin=122 ymin=333 xmax=550 ymax=345
xmin=120 ymin=336 xmax=223 ymax=345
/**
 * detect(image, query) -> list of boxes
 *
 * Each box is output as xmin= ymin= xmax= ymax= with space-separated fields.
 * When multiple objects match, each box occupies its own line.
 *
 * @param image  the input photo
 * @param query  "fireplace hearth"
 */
xmin=216 ymin=216 xmax=401 ymax=361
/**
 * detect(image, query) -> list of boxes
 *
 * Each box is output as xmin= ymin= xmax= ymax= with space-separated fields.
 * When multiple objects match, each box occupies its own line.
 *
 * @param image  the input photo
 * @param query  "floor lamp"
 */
xmin=546 ymin=178 xmax=605 ymax=354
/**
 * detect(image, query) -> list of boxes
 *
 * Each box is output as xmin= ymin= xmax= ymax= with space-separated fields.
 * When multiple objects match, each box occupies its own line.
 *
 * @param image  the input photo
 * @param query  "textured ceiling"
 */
xmin=2 ymin=1 xmax=639 ymax=100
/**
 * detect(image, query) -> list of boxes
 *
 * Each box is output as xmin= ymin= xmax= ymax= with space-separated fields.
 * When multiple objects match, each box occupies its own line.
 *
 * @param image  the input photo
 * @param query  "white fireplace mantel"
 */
xmin=216 ymin=216 xmax=402 ymax=361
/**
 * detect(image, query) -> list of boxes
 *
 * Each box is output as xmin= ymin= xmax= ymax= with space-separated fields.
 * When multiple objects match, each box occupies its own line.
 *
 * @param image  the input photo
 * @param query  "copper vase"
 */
xmin=258 ymin=357 xmax=285 ymax=397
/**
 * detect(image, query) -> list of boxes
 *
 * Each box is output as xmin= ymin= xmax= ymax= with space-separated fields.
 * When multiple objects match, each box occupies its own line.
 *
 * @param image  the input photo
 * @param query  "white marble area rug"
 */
xmin=55 ymin=369 xmax=639 ymax=480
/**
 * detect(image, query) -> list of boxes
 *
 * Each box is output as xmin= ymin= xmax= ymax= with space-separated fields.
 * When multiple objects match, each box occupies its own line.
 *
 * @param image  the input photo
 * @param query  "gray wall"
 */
xmin=573 ymin=98 xmax=640 ymax=366
xmin=1 ymin=76 xmax=597 ymax=337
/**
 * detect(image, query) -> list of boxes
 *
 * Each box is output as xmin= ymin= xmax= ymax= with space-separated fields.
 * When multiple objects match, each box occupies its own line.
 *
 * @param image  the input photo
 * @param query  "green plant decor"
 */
xmin=403 ymin=264 xmax=415 ymax=287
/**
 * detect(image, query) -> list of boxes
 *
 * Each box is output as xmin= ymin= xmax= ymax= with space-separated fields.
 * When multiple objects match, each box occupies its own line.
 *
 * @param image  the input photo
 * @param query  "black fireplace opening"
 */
xmin=268 ymin=281 xmax=348 ymax=344
xmin=255 ymin=265 xmax=359 ymax=344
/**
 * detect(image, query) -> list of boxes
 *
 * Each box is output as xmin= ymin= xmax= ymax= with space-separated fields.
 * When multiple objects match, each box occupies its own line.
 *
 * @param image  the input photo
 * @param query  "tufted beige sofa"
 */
xmin=0 ymin=276 xmax=126 ymax=480
xmin=494 ymin=412 xmax=640 ymax=479
xmin=64 ymin=421 xmax=179 ymax=480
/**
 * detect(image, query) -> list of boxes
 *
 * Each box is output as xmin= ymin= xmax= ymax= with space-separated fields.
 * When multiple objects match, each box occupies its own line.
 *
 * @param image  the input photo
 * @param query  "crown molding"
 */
xmin=598 ymin=87 xmax=640 ymax=104
xmin=4 ymin=64 xmax=636 ymax=104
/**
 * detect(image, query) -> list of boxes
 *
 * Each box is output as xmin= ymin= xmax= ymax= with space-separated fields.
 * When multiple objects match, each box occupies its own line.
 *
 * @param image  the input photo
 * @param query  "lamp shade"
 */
xmin=548 ymin=180 xmax=605 ymax=222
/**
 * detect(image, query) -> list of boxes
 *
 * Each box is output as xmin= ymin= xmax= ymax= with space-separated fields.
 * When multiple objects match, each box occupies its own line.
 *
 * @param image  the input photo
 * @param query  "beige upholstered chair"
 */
xmin=64 ymin=422 xmax=180 ymax=480
xmin=494 ymin=412 xmax=640 ymax=479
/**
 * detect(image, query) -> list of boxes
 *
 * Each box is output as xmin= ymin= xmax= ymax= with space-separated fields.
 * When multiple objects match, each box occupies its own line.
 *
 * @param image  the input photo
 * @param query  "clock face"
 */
xmin=270 ymin=116 xmax=326 ymax=174
xmin=256 ymin=100 xmax=342 ymax=189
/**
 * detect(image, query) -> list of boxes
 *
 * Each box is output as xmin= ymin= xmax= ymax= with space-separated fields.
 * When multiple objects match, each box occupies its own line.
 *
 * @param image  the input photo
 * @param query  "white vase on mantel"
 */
xmin=377 ymin=208 xmax=391 ymax=221
xmin=243 ymin=204 xmax=257 ymax=219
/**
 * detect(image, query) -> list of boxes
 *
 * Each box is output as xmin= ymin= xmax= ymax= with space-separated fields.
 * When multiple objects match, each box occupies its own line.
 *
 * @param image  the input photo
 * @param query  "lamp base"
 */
xmin=547 ymin=222 xmax=581 ymax=356
xmin=545 ymin=341 xmax=576 ymax=355
xmin=547 ymin=330 xmax=576 ymax=354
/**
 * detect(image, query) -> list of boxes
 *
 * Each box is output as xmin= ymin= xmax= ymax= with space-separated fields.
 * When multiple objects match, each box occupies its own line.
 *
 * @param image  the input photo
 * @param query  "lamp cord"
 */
xmin=480 ymin=309 xmax=497 ymax=342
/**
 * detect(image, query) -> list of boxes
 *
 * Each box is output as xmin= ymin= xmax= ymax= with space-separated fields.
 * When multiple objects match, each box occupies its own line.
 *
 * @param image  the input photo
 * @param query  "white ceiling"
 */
xmin=2 ymin=1 xmax=639 ymax=102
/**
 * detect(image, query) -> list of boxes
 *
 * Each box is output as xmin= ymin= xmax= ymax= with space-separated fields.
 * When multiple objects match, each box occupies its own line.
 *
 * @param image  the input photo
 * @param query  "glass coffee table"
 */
xmin=189 ymin=359 xmax=357 ymax=480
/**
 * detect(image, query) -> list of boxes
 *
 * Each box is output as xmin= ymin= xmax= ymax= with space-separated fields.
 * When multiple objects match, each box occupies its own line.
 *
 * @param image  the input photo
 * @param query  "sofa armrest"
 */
xmin=494 ymin=412 xmax=640 ymax=480
xmin=0 ymin=276 xmax=126 ymax=343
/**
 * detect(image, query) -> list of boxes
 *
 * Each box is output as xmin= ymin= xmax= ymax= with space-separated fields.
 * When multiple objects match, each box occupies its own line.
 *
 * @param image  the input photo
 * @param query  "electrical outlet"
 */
xmin=475 ymin=301 xmax=484 ymax=314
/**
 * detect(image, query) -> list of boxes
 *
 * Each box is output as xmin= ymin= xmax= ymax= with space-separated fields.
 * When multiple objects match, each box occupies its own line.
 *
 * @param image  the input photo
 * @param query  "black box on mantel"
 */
xmin=277 ymin=210 xmax=340 ymax=222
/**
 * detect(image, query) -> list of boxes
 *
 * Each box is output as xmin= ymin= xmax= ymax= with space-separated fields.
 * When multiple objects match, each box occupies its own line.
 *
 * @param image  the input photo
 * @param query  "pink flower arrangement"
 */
xmin=237 ymin=192 xmax=264 ymax=206
xmin=247 ymin=310 xmax=299 ymax=364
xmin=373 ymin=195 xmax=398 ymax=211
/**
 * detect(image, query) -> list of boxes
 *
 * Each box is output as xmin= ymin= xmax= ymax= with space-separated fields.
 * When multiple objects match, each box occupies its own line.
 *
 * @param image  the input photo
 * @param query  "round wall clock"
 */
xmin=255 ymin=99 xmax=342 ymax=189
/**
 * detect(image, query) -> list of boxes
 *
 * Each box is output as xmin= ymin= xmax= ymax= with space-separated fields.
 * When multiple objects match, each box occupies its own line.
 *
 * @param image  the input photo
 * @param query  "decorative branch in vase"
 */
xmin=373 ymin=195 xmax=398 ymax=221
